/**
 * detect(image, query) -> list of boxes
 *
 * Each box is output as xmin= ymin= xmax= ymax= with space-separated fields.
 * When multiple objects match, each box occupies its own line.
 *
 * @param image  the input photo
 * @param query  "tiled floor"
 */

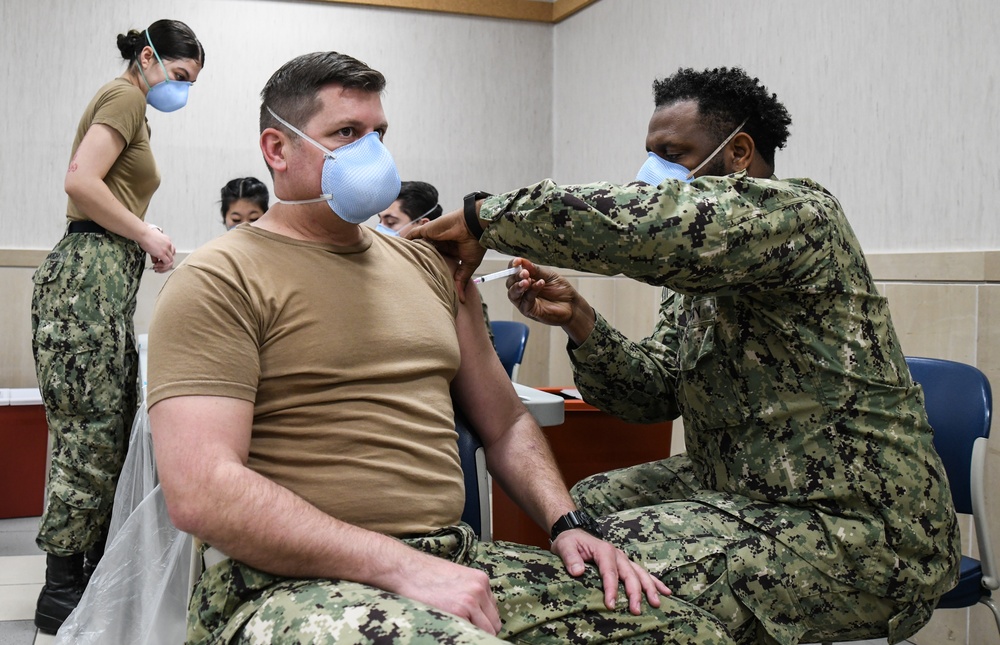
xmin=0 ymin=516 xmax=52 ymax=645
xmin=0 ymin=515 xmax=909 ymax=645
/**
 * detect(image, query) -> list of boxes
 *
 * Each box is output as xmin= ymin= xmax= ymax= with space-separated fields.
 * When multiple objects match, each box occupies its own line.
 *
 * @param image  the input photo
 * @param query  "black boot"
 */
xmin=35 ymin=553 xmax=85 ymax=634
xmin=82 ymin=535 xmax=107 ymax=586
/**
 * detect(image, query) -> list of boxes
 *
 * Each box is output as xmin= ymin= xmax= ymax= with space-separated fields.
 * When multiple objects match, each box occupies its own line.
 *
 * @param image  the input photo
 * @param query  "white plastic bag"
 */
xmin=55 ymin=402 xmax=193 ymax=644
xmin=107 ymin=403 xmax=158 ymax=544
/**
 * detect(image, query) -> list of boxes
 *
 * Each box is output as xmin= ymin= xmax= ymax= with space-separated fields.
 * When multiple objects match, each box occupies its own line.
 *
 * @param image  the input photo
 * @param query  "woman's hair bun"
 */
xmin=116 ymin=29 xmax=144 ymax=61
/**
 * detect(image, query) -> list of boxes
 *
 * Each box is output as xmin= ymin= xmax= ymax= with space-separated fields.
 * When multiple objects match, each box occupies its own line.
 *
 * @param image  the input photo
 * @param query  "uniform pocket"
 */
xmin=33 ymin=318 xmax=111 ymax=416
xmin=32 ymin=251 xmax=65 ymax=285
xmin=677 ymin=296 xmax=717 ymax=371
xmin=675 ymin=296 xmax=747 ymax=426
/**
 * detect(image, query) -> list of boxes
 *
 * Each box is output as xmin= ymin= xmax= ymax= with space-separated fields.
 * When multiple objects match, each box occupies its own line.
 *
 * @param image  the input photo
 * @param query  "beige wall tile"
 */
xmin=576 ymin=276 xmax=618 ymax=322
xmin=612 ymin=280 xmax=660 ymax=343
xmin=979 ymin=285 xmax=1000 ymax=392
xmin=881 ymin=283 xmax=978 ymax=364
xmin=869 ymin=251 xmax=989 ymax=282
xmin=2 ymin=268 xmax=38 ymax=388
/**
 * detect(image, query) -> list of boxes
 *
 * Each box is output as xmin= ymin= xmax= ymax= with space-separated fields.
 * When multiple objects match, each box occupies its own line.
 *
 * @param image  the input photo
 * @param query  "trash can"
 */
xmin=0 ymin=388 xmax=48 ymax=519
xmin=491 ymin=388 xmax=672 ymax=548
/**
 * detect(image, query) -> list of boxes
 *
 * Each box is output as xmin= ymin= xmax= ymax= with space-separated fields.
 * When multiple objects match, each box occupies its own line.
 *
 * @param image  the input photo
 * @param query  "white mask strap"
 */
xmin=387 ymin=204 xmax=437 ymax=233
xmin=266 ymin=106 xmax=334 ymax=158
xmin=687 ymin=117 xmax=750 ymax=179
xmin=266 ymin=106 xmax=334 ymax=203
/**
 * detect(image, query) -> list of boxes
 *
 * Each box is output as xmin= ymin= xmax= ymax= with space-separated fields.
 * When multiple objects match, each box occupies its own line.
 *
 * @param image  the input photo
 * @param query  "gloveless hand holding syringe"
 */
xmin=472 ymin=267 xmax=521 ymax=284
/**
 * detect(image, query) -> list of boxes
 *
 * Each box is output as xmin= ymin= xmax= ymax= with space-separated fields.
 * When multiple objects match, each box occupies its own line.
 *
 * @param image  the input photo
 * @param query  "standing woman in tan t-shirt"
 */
xmin=29 ymin=19 xmax=204 ymax=634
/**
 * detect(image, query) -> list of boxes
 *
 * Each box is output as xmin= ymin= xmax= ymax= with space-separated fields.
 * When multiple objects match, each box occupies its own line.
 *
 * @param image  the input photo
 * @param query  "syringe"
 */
xmin=472 ymin=267 xmax=520 ymax=284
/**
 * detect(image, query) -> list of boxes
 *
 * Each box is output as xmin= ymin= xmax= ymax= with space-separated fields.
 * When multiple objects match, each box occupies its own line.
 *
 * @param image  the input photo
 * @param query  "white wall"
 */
xmin=5 ymin=0 xmax=998 ymax=255
xmin=0 ymin=0 xmax=553 ymax=252
xmin=554 ymin=0 xmax=1000 ymax=253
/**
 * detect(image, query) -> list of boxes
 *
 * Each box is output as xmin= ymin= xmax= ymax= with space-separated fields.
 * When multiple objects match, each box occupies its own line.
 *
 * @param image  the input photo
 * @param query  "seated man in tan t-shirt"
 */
xmin=147 ymin=51 xmax=734 ymax=644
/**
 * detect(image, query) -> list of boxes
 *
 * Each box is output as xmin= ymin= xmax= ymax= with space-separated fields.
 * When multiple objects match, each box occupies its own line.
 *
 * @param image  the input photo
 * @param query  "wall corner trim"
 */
xmin=305 ymin=0 xmax=600 ymax=23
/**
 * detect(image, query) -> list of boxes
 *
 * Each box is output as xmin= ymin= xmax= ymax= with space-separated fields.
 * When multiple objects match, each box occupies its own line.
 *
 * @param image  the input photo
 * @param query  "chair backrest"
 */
xmin=490 ymin=321 xmax=529 ymax=380
xmin=905 ymin=356 xmax=992 ymax=514
xmin=455 ymin=405 xmax=491 ymax=540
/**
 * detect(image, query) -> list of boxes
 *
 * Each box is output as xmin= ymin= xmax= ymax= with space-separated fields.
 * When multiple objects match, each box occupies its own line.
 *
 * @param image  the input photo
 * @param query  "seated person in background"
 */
xmin=220 ymin=176 xmax=269 ymax=230
xmin=376 ymin=179 xmax=442 ymax=235
xmin=146 ymin=50 xmax=734 ymax=644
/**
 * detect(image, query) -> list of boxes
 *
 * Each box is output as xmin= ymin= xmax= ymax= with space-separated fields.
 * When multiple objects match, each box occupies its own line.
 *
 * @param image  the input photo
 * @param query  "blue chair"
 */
xmin=455 ymin=406 xmax=491 ymax=541
xmin=490 ymin=320 xmax=529 ymax=381
xmin=905 ymin=356 xmax=999 ymax=634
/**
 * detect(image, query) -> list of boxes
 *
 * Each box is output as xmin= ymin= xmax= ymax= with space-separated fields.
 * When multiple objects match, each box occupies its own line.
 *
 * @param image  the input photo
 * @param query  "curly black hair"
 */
xmin=653 ymin=67 xmax=791 ymax=167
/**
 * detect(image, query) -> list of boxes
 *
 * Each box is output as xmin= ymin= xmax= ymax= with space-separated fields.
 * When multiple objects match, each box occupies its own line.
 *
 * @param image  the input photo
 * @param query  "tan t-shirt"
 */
xmin=67 ymin=78 xmax=160 ymax=221
xmin=147 ymin=226 xmax=464 ymax=537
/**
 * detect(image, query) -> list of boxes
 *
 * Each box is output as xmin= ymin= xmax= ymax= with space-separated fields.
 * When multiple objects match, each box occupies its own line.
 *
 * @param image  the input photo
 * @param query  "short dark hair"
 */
xmin=117 ymin=19 xmax=205 ymax=70
xmin=220 ymin=177 xmax=269 ymax=221
xmin=396 ymin=181 xmax=442 ymax=221
xmin=653 ymin=67 xmax=791 ymax=167
xmin=259 ymin=52 xmax=386 ymax=135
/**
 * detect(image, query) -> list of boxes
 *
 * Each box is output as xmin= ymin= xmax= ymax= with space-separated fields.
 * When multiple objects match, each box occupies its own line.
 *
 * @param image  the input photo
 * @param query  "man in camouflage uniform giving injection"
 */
xmin=408 ymin=67 xmax=961 ymax=645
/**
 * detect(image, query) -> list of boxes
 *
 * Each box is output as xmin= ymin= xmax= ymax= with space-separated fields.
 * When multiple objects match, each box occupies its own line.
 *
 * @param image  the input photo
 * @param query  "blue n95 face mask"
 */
xmin=267 ymin=107 xmax=401 ymax=224
xmin=139 ymin=29 xmax=191 ymax=113
xmin=636 ymin=152 xmax=693 ymax=186
xmin=635 ymin=117 xmax=749 ymax=186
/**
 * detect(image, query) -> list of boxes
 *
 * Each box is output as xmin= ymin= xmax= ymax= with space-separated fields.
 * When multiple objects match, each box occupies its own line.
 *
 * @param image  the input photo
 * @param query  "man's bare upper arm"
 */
xmin=448 ymin=277 xmax=530 ymax=448
xmin=150 ymin=395 xmax=255 ymax=493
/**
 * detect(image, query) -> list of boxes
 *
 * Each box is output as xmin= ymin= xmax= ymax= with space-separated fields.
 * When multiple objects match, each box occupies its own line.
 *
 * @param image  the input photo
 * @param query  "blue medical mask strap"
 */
xmin=265 ymin=106 xmax=334 ymax=204
xmin=686 ymin=117 xmax=750 ymax=179
xmin=143 ymin=29 xmax=171 ymax=86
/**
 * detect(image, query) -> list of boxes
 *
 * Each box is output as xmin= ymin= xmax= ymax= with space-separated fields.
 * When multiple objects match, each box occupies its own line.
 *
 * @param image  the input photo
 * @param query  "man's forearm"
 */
xmin=168 ymin=455 xmax=422 ymax=587
xmin=483 ymin=410 xmax=576 ymax=533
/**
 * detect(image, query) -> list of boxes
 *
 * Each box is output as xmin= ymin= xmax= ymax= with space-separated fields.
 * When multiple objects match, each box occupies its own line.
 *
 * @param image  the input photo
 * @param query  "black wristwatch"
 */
xmin=463 ymin=191 xmax=492 ymax=239
xmin=550 ymin=509 xmax=602 ymax=543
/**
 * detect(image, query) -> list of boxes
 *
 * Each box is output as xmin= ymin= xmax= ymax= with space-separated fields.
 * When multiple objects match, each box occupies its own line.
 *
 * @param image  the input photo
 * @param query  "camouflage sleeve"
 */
xmin=568 ymin=294 xmax=680 ymax=423
xmin=479 ymin=176 xmax=832 ymax=294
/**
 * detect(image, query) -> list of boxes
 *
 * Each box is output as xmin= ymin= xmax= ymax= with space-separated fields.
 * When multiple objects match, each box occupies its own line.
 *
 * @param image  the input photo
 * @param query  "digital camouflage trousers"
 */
xmin=31 ymin=227 xmax=145 ymax=556
xmin=573 ymin=454 xmax=933 ymax=645
xmin=187 ymin=524 xmax=735 ymax=644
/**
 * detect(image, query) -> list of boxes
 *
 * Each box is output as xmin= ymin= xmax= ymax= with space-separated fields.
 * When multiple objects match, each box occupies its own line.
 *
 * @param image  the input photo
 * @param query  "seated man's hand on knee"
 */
xmin=551 ymin=530 xmax=671 ymax=615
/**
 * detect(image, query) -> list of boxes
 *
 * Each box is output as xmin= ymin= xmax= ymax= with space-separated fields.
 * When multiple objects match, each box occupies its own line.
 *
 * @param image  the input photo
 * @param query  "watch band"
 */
xmin=463 ymin=191 xmax=491 ymax=239
xmin=550 ymin=509 xmax=602 ymax=542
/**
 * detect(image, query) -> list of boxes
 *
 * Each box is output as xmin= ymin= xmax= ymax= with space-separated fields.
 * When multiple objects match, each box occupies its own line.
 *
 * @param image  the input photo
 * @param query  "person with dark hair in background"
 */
xmin=29 ymin=19 xmax=204 ymax=634
xmin=376 ymin=179 xmax=443 ymax=236
xmin=220 ymin=176 xmax=269 ymax=230
xmin=408 ymin=67 xmax=960 ymax=644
